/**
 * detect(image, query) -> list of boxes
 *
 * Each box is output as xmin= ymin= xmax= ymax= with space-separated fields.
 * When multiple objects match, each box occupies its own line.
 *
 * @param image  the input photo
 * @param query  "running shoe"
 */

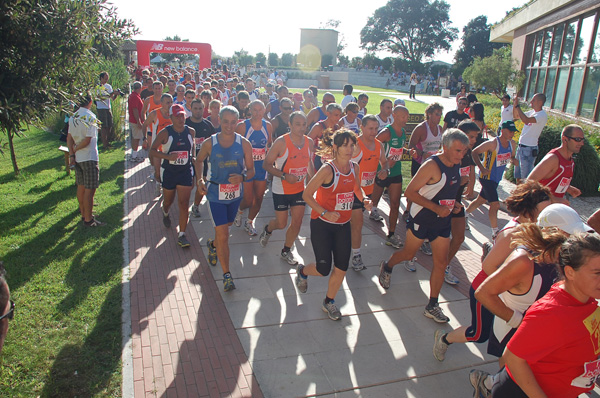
xmin=465 ymin=215 xmax=471 ymax=231
xmin=234 ymin=210 xmax=243 ymax=227
xmin=469 ymin=369 xmax=492 ymax=398
xmin=322 ymin=299 xmax=342 ymax=321
xmin=352 ymin=254 xmax=366 ymax=271
xmin=402 ymin=257 xmax=417 ymax=272
xmin=259 ymin=226 xmax=271 ymax=247
xmin=424 ymin=303 xmax=450 ymax=323
xmin=83 ymin=218 xmax=106 ymax=227
xmin=207 ymin=239 xmax=217 ymax=266
xmin=421 ymin=240 xmax=432 ymax=256
xmin=433 ymin=329 xmax=449 ymax=361
xmin=281 ymin=250 xmax=298 ymax=265
xmin=386 ymin=234 xmax=402 ymax=249
xmin=369 ymin=208 xmax=383 ymax=221
xmin=177 ymin=234 xmax=190 ymax=248
xmin=223 ymin=272 xmax=236 ymax=292
xmin=378 ymin=261 xmax=391 ymax=289
xmin=444 ymin=266 xmax=460 ymax=285
xmin=244 ymin=219 xmax=257 ymax=236
xmin=191 ymin=205 xmax=201 ymax=218
xmin=295 ymin=265 xmax=307 ymax=293
xmin=162 ymin=212 xmax=171 ymax=228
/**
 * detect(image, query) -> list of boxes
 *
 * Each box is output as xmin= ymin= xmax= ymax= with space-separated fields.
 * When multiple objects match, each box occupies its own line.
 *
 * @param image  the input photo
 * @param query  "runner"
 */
xmin=306 ymin=92 xmax=335 ymax=128
xmin=378 ymin=129 xmax=469 ymax=323
xmin=442 ymin=96 xmax=470 ymax=132
xmin=271 ymin=98 xmax=293 ymax=139
xmin=208 ymin=99 xmax=221 ymax=130
xmin=150 ymin=104 xmax=195 ymax=248
xmin=340 ymin=102 xmax=360 ymax=133
xmin=142 ymin=93 xmax=174 ymax=196
xmin=369 ymin=106 xmax=408 ymax=249
xmin=185 ymin=99 xmax=215 ymax=218
xmin=350 ymin=115 xmax=390 ymax=270
xmin=295 ymin=129 xmax=372 ymax=320
xmin=375 ymin=99 xmax=393 ymax=130
xmin=260 ymin=112 xmax=315 ymax=265
xmin=234 ymin=100 xmax=273 ymax=235
xmin=528 ymin=124 xmax=583 ymax=205
xmin=308 ymin=103 xmax=342 ymax=170
xmin=465 ymin=120 xmax=518 ymax=239
xmin=265 ymin=85 xmax=289 ymax=120
xmin=194 ymin=106 xmax=255 ymax=291
xmin=356 ymin=93 xmax=369 ymax=120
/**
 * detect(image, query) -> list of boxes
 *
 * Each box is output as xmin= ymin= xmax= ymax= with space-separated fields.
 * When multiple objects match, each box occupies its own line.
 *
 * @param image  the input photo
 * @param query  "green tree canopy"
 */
xmin=462 ymin=46 xmax=525 ymax=94
xmin=0 ymin=0 xmax=136 ymax=175
xmin=268 ymin=52 xmax=279 ymax=67
xmin=453 ymin=16 xmax=506 ymax=76
xmin=360 ymin=0 xmax=458 ymax=70
xmin=281 ymin=53 xmax=294 ymax=67
xmin=255 ymin=52 xmax=267 ymax=66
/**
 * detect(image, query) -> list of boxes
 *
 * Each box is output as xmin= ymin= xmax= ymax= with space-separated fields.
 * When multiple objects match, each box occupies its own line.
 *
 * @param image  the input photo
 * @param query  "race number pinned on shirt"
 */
xmin=169 ymin=151 xmax=189 ymax=165
xmin=460 ymin=166 xmax=470 ymax=177
xmin=361 ymin=171 xmax=376 ymax=187
xmin=556 ymin=177 xmax=572 ymax=194
xmin=289 ymin=167 xmax=308 ymax=181
xmin=439 ymin=199 xmax=456 ymax=210
xmin=571 ymin=359 xmax=600 ymax=388
xmin=218 ymin=183 xmax=241 ymax=201
xmin=496 ymin=152 xmax=511 ymax=167
xmin=334 ymin=192 xmax=354 ymax=211
xmin=252 ymin=147 xmax=266 ymax=161
xmin=388 ymin=147 xmax=403 ymax=162
xmin=194 ymin=137 xmax=205 ymax=151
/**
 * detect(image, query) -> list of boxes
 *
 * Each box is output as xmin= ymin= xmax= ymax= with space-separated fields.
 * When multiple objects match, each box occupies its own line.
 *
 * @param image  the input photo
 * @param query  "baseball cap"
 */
xmin=537 ymin=204 xmax=593 ymax=235
xmin=394 ymin=98 xmax=406 ymax=106
xmin=170 ymin=104 xmax=185 ymax=117
xmin=501 ymin=120 xmax=519 ymax=132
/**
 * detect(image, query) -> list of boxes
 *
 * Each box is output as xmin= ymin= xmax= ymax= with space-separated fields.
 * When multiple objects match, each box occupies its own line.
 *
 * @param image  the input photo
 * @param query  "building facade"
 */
xmin=491 ymin=0 xmax=600 ymax=123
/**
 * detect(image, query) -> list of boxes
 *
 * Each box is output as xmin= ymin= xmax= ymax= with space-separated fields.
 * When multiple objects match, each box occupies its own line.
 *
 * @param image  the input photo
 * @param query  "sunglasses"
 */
xmin=0 ymin=300 xmax=15 ymax=321
xmin=281 ymin=107 xmax=293 ymax=111
xmin=566 ymin=136 xmax=584 ymax=142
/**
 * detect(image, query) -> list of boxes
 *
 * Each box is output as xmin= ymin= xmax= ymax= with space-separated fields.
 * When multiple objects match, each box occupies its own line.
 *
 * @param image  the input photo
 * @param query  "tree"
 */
xmin=360 ymin=0 xmax=458 ymax=70
xmin=462 ymin=46 xmax=525 ymax=94
xmin=255 ymin=52 xmax=267 ymax=66
xmin=453 ymin=16 xmax=506 ymax=76
xmin=268 ymin=53 xmax=279 ymax=67
xmin=233 ymin=49 xmax=254 ymax=67
xmin=0 ymin=0 xmax=136 ymax=175
xmin=337 ymin=55 xmax=349 ymax=67
xmin=281 ymin=53 xmax=294 ymax=67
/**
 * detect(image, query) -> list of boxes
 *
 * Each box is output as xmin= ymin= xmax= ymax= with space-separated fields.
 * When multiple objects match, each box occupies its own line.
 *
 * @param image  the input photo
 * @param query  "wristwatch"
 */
xmin=281 ymin=172 xmax=286 ymax=179
xmin=242 ymin=172 xmax=247 ymax=181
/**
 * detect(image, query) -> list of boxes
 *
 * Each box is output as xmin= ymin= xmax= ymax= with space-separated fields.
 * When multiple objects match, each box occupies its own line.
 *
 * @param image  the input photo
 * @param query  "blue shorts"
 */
xmin=407 ymin=219 xmax=451 ymax=242
xmin=479 ymin=178 xmax=499 ymax=203
xmin=247 ymin=160 xmax=267 ymax=181
xmin=208 ymin=198 xmax=242 ymax=227
xmin=161 ymin=167 xmax=193 ymax=190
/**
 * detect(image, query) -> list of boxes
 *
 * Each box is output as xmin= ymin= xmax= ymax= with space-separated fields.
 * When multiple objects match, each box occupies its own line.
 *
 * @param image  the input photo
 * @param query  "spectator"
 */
xmin=513 ymin=93 xmax=548 ymax=183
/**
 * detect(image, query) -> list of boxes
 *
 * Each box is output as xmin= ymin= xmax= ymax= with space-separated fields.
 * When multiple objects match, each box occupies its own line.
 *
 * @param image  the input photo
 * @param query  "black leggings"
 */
xmin=492 ymin=367 xmax=527 ymax=398
xmin=310 ymin=218 xmax=351 ymax=275
xmin=409 ymin=84 xmax=416 ymax=98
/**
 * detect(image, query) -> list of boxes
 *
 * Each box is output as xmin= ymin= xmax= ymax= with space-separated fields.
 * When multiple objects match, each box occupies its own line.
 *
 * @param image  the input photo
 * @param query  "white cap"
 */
xmin=537 ymin=204 xmax=593 ymax=235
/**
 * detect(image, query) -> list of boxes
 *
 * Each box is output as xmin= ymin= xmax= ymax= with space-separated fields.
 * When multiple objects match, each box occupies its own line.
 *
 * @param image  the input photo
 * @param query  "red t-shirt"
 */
xmin=507 ymin=283 xmax=600 ymax=398
xmin=539 ymin=148 xmax=574 ymax=198
xmin=127 ymin=91 xmax=144 ymax=123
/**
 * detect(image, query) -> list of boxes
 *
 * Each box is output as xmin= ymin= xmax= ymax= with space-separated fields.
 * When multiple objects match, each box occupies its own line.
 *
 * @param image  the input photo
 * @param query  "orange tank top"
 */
xmin=352 ymin=138 xmax=382 ymax=196
xmin=272 ymin=134 xmax=311 ymax=195
xmin=147 ymin=97 xmax=161 ymax=115
xmin=311 ymin=161 xmax=357 ymax=224
xmin=154 ymin=109 xmax=172 ymax=136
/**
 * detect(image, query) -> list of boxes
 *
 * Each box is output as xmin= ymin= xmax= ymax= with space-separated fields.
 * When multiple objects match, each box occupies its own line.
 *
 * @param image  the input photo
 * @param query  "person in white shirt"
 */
xmin=340 ymin=84 xmax=356 ymax=109
xmin=513 ymin=93 xmax=548 ymax=183
xmin=497 ymin=94 xmax=514 ymax=134
xmin=95 ymin=71 xmax=119 ymax=148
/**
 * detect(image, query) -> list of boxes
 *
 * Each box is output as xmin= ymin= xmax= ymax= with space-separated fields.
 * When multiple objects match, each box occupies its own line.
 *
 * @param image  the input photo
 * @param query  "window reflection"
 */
xmin=545 ymin=68 xmax=557 ymax=105
xmin=573 ymin=15 xmax=595 ymax=64
xmin=565 ymin=67 xmax=585 ymax=114
xmin=550 ymin=25 xmax=564 ymax=66
xmin=553 ymin=68 xmax=569 ymax=111
xmin=541 ymin=30 xmax=552 ymax=66
xmin=580 ymin=67 xmax=600 ymax=119
xmin=561 ymin=21 xmax=579 ymax=65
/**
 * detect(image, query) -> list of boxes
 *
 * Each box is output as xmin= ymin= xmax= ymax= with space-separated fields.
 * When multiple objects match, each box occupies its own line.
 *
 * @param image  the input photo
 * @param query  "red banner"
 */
xmin=136 ymin=40 xmax=212 ymax=70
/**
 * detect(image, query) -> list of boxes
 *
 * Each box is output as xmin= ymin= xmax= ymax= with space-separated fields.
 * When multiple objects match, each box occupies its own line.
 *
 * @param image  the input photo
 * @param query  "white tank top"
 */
xmin=422 ymin=122 xmax=442 ymax=156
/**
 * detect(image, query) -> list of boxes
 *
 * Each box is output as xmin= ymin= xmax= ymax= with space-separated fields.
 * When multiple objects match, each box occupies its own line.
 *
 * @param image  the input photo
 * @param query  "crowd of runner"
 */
xmin=125 ymin=64 xmax=600 ymax=398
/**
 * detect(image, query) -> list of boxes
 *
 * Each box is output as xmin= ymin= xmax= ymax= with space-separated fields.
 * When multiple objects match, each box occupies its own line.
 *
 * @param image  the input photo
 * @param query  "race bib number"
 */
xmin=194 ymin=137 xmax=205 ymax=151
xmin=460 ymin=166 xmax=470 ymax=177
xmin=334 ymin=192 xmax=354 ymax=211
xmin=439 ymin=199 xmax=456 ymax=210
xmin=556 ymin=177 xmax=572 ymax=194
xmin=361 ymin=171 xmax=376 ymax=187
xmin=496 ymin=152 xmax=511 ymax=167
xmin=252 ymin=147 xmax=266 ymax=161
xmin=388 ymin=147 xmax=403 ymax=161
xmin=289 ymin=166 xmax=308 ymax=181
xmin=169 ymin=151 xmax=189 ymax=165
xmin=571 ymin=359 xmax=600 ymax=388
xmin=218 ymin=183 xmax=241 ymax=201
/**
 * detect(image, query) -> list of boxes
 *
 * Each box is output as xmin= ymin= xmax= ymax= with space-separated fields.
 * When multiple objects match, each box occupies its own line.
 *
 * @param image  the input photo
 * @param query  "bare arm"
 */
xmin=528 ymin=153 xmax=558 ymax=182
xmin=150 ymin=129 xmax=177 ymax=161
xmin=194 ymin=139 xmax=213 ymax=195
xmin=240 ymin=138 xmax=255 ymax=182
xmin=503 ymin=349 xmax=548 ymax=398
xmin=302 ymin=163 xmax=340 ymax=223
xmin=471 ymin=139 xmax=495 ymax=176
xmin=404 ymin=160 xmax=449 ymax=217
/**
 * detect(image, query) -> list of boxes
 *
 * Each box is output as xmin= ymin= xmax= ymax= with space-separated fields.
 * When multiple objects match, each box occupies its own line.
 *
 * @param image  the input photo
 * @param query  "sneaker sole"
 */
xmin=423 ymin=310 xmax=449 ymax=323
xmin=433 ymin=329 xmax=447 ymax=361
xmin=385 ymin=241 xmax=402 ymax=249
xmin=445 ymin=277 xmax=459 ymax=285
xmin=178 ymin=242 xmax=190 ymax=248
xmin=281 ymin=255 xmax=298 ymax=265
xmin=469 ymin=370 xmax=491 ymax=398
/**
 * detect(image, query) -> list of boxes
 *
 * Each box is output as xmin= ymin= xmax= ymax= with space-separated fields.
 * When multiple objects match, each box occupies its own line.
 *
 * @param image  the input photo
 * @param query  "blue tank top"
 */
xmin=480 ymin=137 xmax=513 ymax=183
xmin=269 ymin=99 xmax=280 ymax=118
xmin=206 ymin=133 xmax=245 ymax=203
xmin=317 ymin=106 xmax=327 ymax=121
xmin=244 ymin=119 xmax=269 ymax=180
xmin=161 ymin=125 xmax=194 ymax=172
xmin=410 ymin=155 xmax=461 ymax=228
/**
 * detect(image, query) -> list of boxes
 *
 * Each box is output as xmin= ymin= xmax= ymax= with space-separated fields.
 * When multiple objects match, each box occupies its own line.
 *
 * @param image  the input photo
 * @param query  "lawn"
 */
xmin=0 ymin=127 xmax=125 ymax=397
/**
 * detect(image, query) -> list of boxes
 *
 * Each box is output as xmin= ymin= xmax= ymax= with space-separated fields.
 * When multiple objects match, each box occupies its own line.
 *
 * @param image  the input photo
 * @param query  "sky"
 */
xmin=109 ymin=0 xmax=527 ymax=64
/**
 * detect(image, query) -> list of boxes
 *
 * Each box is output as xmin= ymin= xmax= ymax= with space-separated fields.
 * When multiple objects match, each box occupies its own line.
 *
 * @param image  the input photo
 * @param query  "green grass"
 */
xmin=0 ymin=128 xmax=125 ymax=397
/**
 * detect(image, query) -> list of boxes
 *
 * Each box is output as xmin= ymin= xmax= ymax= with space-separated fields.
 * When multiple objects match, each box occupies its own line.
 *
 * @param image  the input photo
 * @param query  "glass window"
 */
xmin=524 ymin=36 xmax=534 ymax=67
xmin=580 ymin=66 xmax=600 ymax=119
xmin=553 ymin=68 xmax=569 ymax=111
xmin=536 ymin=68 xmax=547 ymax=94
xmin=550 ymin=24 xmax=564 ymax=66
xmin=533 ymin=32 xmax=543 ymax=66
xmin=561 ymin=20 xmax=579 ymax=65
xmin=540 ymin=30 xmax=553 ymax=66
xmin=573 ymin=15 xmax=595 ymax=64
xmin=545 ymin=67 xmax=557 ymax=104
xmin=527 ymin=69 xmax=538 ymax=99
xmin=565 ymin=67 xmax=585 ymax=114
xmin=590 ymin=17 xmax=600 ymax=63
